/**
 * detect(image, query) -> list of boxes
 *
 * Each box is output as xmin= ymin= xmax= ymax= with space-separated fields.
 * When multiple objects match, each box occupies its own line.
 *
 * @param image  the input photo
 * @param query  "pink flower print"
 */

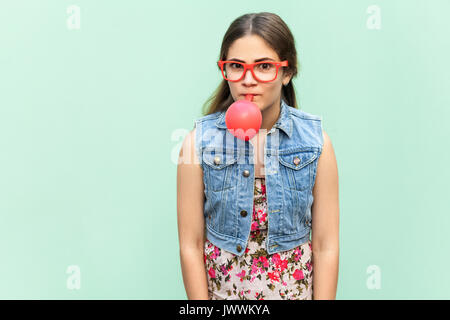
xmin=208 ymin=267 xmax=216 ymax=279
xmin=272 ymin=254 xmax=288 ymax=271
xmin=210 ymin=246 xmax=218 ymax=260
xmin=255 ymin=209 xmax=266 ymax=223
xmin=279 ymin=259 xmax=288 ymax=272
xmin=251 ymin=257 xmax=260 ymax=275
xmin=293 ymin=268 xmax=304 ymax=280
xmin=236 ymin=270 xmax=246 ymax=282
xmin=251 ymin=264 xmax=259 ymax=275
xmin=272 ymin=253 xmax=281 ymax=266
xmin=251 ymin=221 xmax=259 ymax=232
xmin=261 ymin=183 xmax=266 ymax=195
xmin=221 ymin=265 xmax=229 ymax=276
xmin=306 ymin=261 xmax=312 ymax=272
xmin=259 ymin=211 xmax=267 ymax=223
xmin=293 ymin=248 xmax=302 ymax=262
xmin=259 ymin=256 xmax=269 ymax=268
xmin=268 ymin=271 xmax=280 ymax=283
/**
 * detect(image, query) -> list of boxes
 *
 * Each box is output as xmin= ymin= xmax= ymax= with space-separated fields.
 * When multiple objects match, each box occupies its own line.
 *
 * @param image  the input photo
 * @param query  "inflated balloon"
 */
xmin=225 ymin=94 xmax=262 ymax=141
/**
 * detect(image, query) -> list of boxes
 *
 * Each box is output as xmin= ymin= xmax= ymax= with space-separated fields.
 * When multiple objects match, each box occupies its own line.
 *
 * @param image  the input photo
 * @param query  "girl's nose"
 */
xmin=242 ymin=68 xmax=257 ymax=83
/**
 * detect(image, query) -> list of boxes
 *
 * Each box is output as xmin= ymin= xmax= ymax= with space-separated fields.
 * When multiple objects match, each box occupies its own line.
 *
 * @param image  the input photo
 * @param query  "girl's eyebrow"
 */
xmin=228 ymin=57 xmax=275 ymax=62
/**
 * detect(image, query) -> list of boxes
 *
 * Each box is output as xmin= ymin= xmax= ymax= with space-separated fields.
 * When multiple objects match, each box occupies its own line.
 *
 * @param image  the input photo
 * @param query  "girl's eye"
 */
xmin=259 ymin=63 xmax=273 ymax=70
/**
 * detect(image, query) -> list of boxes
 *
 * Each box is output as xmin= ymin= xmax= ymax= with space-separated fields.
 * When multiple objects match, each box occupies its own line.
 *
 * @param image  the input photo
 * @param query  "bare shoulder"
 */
xmin=320 ymin=130 xmax=336 ymax=166
xmin=177 ymin=128 xmax=203 ymax=194
xmin=314 ymin=130 xmax=338 ymax=192
xmin=177 ymin=127 xmax=204 ymax=207
xmin=178 ymin=127 xmax=201 ymax=167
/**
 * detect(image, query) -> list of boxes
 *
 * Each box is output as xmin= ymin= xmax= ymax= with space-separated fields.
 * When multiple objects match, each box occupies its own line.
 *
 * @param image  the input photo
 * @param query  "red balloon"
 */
xmin=225 ymin=94 xmax=262 ymax=141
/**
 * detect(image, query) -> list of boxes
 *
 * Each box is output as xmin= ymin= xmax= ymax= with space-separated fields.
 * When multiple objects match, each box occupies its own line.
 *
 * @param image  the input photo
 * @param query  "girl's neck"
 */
xmin=260 ymin=98 xmax=281 ymax=133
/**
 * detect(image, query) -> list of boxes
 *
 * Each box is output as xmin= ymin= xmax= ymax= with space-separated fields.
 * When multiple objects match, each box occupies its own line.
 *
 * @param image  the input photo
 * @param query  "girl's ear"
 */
xmin=282 ymin=69 xmax=293 ymax=86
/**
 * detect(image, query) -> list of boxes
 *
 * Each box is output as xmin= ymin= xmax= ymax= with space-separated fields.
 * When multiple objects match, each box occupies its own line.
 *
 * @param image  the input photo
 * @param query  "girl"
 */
xmin=177 ymin=12 xmax=339 ymax=300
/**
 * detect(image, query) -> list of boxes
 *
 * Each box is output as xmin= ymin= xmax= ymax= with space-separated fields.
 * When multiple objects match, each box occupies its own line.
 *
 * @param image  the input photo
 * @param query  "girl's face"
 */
xmin=225 ymin=34 xmax=291 ymax=112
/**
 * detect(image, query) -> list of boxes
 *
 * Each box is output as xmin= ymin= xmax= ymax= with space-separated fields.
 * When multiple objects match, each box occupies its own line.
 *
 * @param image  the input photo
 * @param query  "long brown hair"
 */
xmin=202 ymin=12 xmax=300 ymax=116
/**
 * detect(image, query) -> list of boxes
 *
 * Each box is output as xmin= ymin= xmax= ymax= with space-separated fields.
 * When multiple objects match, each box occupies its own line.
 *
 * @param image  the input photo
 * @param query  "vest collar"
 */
xmin=215 ymin=98 xmax=293 ymax=138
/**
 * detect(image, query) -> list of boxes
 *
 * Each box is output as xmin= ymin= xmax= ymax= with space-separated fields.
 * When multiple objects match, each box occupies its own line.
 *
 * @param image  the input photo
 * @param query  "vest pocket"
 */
xmin=202 ymin=150 xmax=238 ymax=192
xmin=278 ymin=150 xmax=318 ymax=191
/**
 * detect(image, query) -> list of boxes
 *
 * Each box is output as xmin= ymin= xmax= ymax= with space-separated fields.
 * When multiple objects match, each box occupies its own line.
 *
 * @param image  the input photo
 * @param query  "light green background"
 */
xmin=0 ymin=0 xmax=449 ymax=299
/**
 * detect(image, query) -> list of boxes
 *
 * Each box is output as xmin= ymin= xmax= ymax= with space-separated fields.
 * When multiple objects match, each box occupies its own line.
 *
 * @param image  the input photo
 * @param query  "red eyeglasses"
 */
xmin=217 ymin=60 xmax=288 ymax=83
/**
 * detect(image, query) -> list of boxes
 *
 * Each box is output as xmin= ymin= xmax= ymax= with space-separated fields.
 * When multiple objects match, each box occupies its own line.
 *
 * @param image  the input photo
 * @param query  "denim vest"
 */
xmin=194 ymin=99 xmax=323 ymax=256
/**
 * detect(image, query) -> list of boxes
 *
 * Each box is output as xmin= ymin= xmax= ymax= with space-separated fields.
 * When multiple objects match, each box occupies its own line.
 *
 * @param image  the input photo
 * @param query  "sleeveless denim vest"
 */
xmin=194 ymin=99 xmax=323 ymax=256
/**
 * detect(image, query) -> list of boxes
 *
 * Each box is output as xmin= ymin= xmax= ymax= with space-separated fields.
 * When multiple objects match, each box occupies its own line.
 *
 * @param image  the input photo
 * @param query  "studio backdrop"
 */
xmin=0 ymin=0 xmax=448 ymax=299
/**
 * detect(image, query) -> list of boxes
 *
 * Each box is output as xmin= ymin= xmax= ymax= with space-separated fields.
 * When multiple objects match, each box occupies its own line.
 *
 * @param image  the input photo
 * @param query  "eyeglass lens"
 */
xmin=223 ymin=62 xmax=277 ymax=81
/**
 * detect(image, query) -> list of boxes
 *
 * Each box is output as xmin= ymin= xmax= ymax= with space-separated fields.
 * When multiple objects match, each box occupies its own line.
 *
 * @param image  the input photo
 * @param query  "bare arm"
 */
xmin=311 ymin=130 xmax=340 ymax=300
xmin=177 ymin=127 xmax=209 ymax=300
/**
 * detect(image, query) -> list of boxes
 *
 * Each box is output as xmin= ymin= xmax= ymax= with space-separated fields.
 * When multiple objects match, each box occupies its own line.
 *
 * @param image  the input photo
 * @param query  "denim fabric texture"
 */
xmin=194 ymin=99 xmax=323 ymax=256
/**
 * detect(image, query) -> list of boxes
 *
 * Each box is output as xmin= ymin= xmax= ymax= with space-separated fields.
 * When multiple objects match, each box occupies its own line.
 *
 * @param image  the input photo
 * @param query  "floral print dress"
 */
xmin=204 ymin=177 xmax=314 ymax=300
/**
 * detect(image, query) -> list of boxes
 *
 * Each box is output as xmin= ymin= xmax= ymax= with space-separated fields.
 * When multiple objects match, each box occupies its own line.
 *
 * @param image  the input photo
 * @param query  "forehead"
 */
xmin=226 ymin=35 xmax=280 ymax=61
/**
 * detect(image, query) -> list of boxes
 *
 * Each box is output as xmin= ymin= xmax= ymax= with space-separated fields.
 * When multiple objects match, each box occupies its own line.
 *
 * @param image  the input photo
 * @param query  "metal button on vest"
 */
xmin=236 ymin=244 xmax=242 ymax=252
xmin=293 ymin=156 xmax=301 ymax=166
xmin=243 ymin=170 xmax=250 ymax=177
xmin=214 ymin=156 xmax=221 ymax=165
xmin=240 ymin=210 xmax=247 ymax=217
